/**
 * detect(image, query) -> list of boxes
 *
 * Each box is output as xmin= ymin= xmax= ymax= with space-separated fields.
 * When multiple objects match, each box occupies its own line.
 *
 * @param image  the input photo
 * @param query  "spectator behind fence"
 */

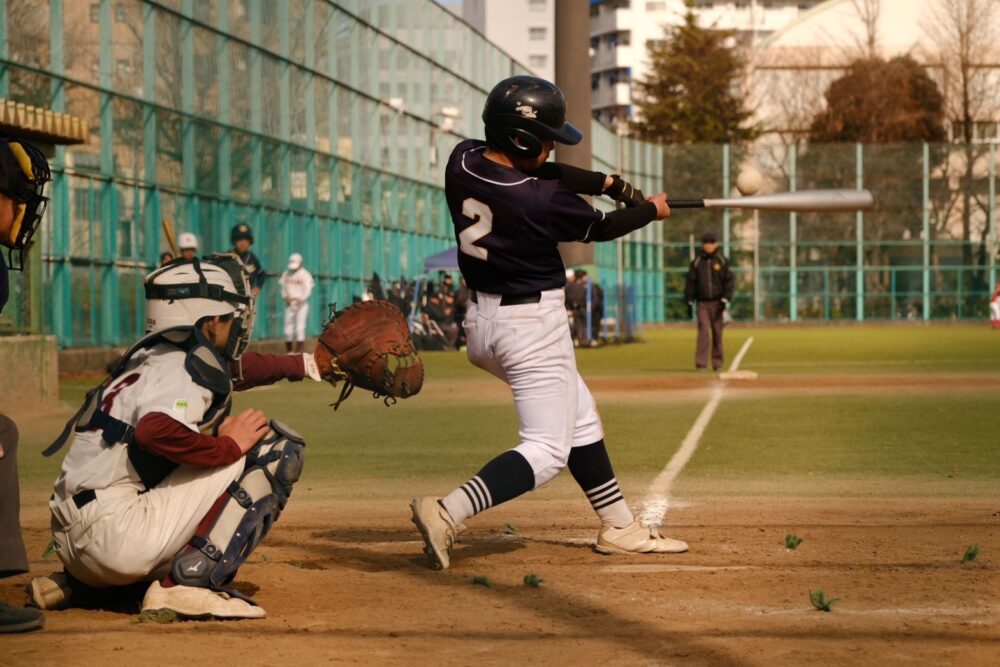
xmin=566 ymin=269 xmax=585 ymax=346
xmin=685 ymin=231 xmax=734 ymax=371
xmin=279 ymin=253 xmax=314 ymax=353
xmin=991 ymin=283 xmax=1000 ymax=329
xmin=423 ymin=290 xmax=458 ymax=348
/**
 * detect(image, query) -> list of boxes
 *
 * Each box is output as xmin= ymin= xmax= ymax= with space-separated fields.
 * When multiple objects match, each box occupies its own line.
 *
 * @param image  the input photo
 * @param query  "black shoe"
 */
xmin=695 ymin=366 xmax=707 ymax=371
xmin=0 ymin=603 xmax=45 ymax=633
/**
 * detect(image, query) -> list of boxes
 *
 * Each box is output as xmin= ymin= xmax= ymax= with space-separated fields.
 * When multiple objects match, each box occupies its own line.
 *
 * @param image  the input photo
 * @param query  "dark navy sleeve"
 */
xmin=250 ymin=252 xmax=266 ymax=289
xmin=544 ymin=185 xmax=607 ymax=243
xmin=0 ymin=252 xmax=8 ymax=315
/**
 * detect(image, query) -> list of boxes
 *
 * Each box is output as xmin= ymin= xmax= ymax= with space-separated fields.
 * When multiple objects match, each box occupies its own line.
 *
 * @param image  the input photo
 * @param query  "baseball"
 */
xmin=736 ymin=167 xmax=762 ymax=196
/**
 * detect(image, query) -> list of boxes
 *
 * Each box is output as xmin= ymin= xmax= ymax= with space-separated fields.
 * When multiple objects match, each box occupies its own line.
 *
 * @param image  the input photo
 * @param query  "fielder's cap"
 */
xmin=288 ymin=252 xmax=303 ymax=270
xmin=178 ymin=232 xmax=198 ymax=250
xmin=231 ymin=223 xmax=253 ymax=243
xmin=701 ymin=232 xmax=718 ymax=243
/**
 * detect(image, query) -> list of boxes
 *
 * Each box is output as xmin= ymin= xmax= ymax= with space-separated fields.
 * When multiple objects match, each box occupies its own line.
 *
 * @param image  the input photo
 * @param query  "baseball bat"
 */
xmin=669 ymin=189 xmax=874 ymax=212
xmin=161 ymin=218 xmax=179 ymax=257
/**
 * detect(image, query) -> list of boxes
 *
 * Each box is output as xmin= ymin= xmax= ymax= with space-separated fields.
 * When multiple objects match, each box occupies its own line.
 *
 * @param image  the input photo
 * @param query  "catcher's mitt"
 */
xmin=314 ymin=300 xmax=424 ymax=410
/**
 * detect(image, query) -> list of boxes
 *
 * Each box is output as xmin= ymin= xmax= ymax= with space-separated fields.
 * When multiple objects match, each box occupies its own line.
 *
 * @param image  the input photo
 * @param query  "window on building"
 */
xmin=529 ymin=27 xmax=547 ymax=41
xmin=591 ymin=74 xmax=600 ymax=91
xmin=590 ymin=36 xmax=599 ymax=51
xmin=528 ymin=54 xmax=548 ymax=69
xmin=528 ymin=0 xmax=546 ymax=11
xmin=89 ymin=3 xmax=100 ymax=22
xmin=590 ymin=4 xmax=600 ymax=17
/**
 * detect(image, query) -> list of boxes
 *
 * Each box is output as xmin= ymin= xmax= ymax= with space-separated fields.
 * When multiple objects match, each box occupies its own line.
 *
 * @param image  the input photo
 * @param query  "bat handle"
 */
xmin=667 ymin=199 xmax=705 ymax=209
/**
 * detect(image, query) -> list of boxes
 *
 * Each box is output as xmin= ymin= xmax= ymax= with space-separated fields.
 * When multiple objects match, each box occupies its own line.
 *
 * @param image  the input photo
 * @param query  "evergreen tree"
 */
xmin=631 ymin=8 xmax=757 ymax=144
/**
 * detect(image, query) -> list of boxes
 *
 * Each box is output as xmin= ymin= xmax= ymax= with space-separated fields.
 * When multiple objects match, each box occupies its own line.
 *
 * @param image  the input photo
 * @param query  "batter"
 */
xmin=411 ymin=76 xmax=688 ymax=570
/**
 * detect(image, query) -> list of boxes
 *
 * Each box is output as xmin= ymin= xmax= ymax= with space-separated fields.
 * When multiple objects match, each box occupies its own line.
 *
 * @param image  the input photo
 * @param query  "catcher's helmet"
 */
xmin=144 ymin=254 xmax=256 ymax=360
xmin=482 ymin=76 xmax=582 ymax=159
xmin=0 ymin=137 xmax=51 ymax=271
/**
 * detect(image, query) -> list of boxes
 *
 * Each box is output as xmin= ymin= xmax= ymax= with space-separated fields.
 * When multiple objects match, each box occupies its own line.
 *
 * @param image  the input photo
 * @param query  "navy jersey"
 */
xmin=236 ymin=250 xmax=266 ymax=290
xmin=445 ymin=139 xmax=606 ymax=294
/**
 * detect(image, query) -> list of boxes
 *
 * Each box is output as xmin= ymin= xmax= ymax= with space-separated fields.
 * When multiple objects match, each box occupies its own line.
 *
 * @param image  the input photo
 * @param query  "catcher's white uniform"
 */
xmin=280 ymin=265 xmax=314 ymax=342
xmin=50 ymin=344 xmax=242 ymax=587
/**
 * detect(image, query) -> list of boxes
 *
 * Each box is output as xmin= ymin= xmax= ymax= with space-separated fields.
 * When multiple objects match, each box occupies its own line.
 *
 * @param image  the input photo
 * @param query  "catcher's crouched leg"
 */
xmin=167 ymin=420 xmax=305 ymax=599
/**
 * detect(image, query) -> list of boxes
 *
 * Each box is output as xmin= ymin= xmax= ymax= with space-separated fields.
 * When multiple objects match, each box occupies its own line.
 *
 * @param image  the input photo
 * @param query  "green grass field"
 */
xmin=17 ymin=324 xmax=1000 ymax=501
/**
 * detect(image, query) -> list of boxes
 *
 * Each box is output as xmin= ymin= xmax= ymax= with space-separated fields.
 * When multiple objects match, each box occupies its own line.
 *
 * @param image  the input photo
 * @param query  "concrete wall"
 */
xmin=0 ymin=336 xmax=59 ymax=412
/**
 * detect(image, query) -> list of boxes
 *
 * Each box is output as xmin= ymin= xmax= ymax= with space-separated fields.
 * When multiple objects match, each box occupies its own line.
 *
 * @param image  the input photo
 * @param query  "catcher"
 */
xmin=29 ymin=255 xmax=421 ymax=620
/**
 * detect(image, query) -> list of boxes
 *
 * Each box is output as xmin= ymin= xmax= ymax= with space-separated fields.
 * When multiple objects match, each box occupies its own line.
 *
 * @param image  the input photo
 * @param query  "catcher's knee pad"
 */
xmin=170 ymin=420 xmax=305 ymax=590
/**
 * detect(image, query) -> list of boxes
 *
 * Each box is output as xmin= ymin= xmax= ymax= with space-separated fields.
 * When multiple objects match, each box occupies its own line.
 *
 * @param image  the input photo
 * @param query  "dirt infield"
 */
xmin=3 ymin=495 xmax=998 ymax=665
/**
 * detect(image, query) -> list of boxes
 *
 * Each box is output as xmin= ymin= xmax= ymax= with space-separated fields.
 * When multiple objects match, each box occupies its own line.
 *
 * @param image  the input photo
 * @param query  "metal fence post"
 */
xmin=722 ymin=143 xmax=730 ymax=257
xmin=856 ymin=142 xmax=864 ymax=321
xmin=789 ymin=143 xmax=797 ymax=321
xmin=990 ymin=143 xmax=996 ymax=292
xmin=922 ymin=142 xmax=931 ymax=320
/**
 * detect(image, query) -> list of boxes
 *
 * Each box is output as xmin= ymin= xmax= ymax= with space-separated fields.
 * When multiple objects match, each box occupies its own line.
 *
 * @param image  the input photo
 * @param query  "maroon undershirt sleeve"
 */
xmin=134 ymin=412 xmax=242 ymax=467
xmin=230 ymin=352 xmax=307 ymax=392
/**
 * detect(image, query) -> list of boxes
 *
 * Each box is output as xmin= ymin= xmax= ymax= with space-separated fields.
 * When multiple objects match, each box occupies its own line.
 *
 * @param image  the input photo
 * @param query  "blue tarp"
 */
xmin=424 ymin=246 xmax=459 ymax=272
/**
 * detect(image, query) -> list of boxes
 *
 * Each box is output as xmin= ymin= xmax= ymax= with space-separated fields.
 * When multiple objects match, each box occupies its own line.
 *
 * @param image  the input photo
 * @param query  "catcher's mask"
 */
xmin=144 ymin=253 xmax=256 ymax=362
xmin=0 ymin=137 xmax=51 ymax=271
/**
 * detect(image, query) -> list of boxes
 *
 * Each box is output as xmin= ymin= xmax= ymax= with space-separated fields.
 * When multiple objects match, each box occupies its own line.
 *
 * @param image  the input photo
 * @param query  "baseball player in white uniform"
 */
xmin=29 ymin=255 xmax=322 ymax=619
xmin=991 ymin=283 xmax=1000 ymax=328
xmin=280 ymin=252 xmax=314 ymax=353
xmin=410 ymin=76 xmax=687 ymax=570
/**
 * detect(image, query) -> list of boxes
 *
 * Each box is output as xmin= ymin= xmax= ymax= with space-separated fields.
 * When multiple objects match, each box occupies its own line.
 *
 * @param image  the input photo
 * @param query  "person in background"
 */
xmin=0 ymin=136 xmax=51 ymax=633
xmin=158 ymin=251 xmax=174 ymax=267
xmin=279 ymin=252 xmax=314 ymax=353
xmin=423 ymin=290 xmax=459 ymax=348
xmin=178 ymin=232 xmax=198 ymax=261
xmin=230 ymin=223 xmax=265 ymax=297
xmin=565 ymin=268 xmax=585 ymax=346
xmin=685 ymin=232 xmax=734 ymax=371
xmin=990 ymin=283 xmax=1000 ymax=329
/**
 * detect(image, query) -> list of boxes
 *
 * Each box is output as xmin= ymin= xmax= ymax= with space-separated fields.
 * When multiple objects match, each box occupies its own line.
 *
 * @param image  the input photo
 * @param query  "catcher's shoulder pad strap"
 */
xmin=42 ymin=327 xmax=231 ymax=461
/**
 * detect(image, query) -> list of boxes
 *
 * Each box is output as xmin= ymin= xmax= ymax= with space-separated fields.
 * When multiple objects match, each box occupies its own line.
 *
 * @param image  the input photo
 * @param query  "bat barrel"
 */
xmin=702 ymin=189 xmax=874 ymax=212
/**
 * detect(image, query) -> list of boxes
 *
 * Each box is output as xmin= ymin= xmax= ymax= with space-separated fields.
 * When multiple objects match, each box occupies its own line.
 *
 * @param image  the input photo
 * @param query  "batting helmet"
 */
xmin=482 ymin=76 xmax=582 ymax=159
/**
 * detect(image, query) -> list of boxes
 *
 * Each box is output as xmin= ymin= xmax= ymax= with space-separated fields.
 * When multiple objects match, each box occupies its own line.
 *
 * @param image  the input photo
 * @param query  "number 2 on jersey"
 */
xmin=459 ymin=198 xmax=492 ymax=261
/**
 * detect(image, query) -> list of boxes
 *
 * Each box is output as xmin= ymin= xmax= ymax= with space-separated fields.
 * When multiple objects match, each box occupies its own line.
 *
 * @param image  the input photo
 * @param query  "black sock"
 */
xmin=569 ymin=440 xmax=634 ymax=528
xmin=441 ymin=450 xmax=535 ymax=523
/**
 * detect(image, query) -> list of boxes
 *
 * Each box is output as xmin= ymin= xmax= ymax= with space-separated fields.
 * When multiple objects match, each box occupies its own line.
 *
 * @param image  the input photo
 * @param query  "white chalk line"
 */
xmin=639 ymin=337 xmax=754 ymax=529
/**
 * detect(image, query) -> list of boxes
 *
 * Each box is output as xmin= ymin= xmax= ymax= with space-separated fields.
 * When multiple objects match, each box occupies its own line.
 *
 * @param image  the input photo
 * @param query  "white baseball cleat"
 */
xmin=27 ymin=572 xmax=73 ymax=610
xmin=410 ymin=496 xmax=458 ymax=571
xmin=594 ymin=521 xmax=689 ymax=555
xmin=141 ymin=581 xmax=266 ymax=620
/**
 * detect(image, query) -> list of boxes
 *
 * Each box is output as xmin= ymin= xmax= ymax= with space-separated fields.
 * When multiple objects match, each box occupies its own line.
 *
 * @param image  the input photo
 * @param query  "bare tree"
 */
xmin=851 ymin=0 xmax=881 ymax=58
xmin=923 ymin=0 xmax=1000 ymax=300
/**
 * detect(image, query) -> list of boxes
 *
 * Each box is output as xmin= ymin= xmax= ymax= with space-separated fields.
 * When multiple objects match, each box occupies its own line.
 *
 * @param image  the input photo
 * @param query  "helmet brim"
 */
xmin=551 ymin=121 xmax=582 ymax=146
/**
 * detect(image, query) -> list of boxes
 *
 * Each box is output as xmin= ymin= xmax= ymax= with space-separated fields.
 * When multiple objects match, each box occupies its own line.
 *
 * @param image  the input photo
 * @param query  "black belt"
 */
xmin=72 ymin=489 xmax=96 ymax=509
xmin=471 ymin=291 xmax=542 ymax=306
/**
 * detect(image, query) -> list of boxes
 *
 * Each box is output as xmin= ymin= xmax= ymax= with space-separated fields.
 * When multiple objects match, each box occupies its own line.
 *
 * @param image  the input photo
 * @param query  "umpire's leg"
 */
xmin=710 ymin=301 xmax=725 ymax=371
xmin=695 ymin=302 xmax=712 ymax=369
xmin=0 ymin=414 xmax=29 ymax=578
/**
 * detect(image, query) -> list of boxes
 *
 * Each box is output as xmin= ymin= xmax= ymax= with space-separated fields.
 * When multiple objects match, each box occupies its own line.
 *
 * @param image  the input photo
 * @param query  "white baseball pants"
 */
xmin=464 ymin=288 xmax=604 ymax=488
xmin=50 ymin=459 xmax=245 ymax=587
xmin=284 ymin=302 xmax=309 ymax=342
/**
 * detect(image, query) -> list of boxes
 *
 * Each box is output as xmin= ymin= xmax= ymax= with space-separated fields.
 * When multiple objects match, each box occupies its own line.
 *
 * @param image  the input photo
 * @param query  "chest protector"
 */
xmin=43 ymin=326 xmax=233 ymax=490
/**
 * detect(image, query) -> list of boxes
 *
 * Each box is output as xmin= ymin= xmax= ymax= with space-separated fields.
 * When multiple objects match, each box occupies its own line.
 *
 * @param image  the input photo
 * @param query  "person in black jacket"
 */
xmin=685 ymin=232 xmax=734 ymax=371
